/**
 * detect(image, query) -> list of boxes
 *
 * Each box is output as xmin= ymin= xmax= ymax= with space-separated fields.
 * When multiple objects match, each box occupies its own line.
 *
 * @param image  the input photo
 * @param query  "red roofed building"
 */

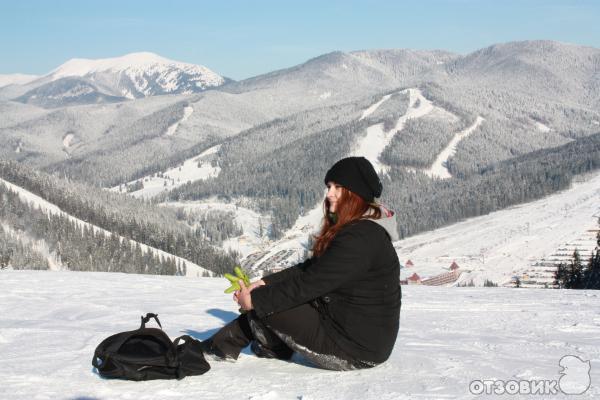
xmin=450 ymin=261 xmax=460 ymax=271
xmin=421 ymin=269 xmax=461 ymax=286
xmin=407 ymin=272 xmax=421 ymax=285
xmin=405 ymin=259 xmax=414 ymax=267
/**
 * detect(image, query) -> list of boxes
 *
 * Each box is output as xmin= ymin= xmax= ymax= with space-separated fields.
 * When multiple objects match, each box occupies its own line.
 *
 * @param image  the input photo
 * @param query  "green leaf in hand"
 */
xmin=224 ymin=266 xmax=251 ymax=293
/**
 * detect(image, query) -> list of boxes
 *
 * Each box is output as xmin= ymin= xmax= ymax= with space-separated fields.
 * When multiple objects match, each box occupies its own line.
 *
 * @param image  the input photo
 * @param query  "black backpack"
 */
xmin=92 ymin=313 xmax=210 ymax=380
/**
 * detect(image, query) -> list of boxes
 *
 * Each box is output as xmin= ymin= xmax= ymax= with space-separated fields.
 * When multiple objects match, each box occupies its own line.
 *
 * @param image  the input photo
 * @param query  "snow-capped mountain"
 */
xmin=0 ymin=73 xmax=39 ymax=88
xmin=47 ymin=52 xmax=227 ymax=98
xmin=7 ymin=52 xmax=228 ymax=107
xmin=15 ymin=76 xmax=127 ymax=108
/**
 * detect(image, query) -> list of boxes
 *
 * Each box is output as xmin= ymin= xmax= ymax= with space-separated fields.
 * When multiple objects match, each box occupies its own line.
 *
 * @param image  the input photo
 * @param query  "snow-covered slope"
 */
xmin=164 ymin=198 xmax=272 ymax=260
xmin=1 ymin=270 xmax=598 ymax=399
xmin=113 ymin=145 xmax=222 ymax=199
xmin=0 ymin=178 xmax=212 ymax=277
xmin=396 ymin=172 xmax=600 ymax=286
xmin=0 ymin=73 xmax=39 ymax=88
xmin=15 ymin=76 xmax=127 ymax=108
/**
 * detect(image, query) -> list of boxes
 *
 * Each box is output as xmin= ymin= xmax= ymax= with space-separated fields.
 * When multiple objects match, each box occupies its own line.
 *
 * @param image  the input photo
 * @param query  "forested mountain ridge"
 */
xmin=0 ymin=160 xmax=240 ymax=275
xmin=2 ymin=41 xmax=598 ymax=187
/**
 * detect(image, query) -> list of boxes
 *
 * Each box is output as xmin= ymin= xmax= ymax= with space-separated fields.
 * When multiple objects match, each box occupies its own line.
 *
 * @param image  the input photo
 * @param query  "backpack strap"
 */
xmin=140 ymin=313 xmax=162 ymax=329
xmin=173 ymin=335 xmax=193 ymax=347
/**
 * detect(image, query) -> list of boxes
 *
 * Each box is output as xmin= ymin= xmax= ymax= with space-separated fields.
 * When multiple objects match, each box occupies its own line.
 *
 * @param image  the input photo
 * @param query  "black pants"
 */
xmin=210 ymin=302 xmax=376 ymax=371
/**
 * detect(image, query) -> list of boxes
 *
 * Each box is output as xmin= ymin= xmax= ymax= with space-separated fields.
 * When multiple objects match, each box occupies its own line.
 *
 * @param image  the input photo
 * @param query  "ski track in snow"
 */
xmin=352 ymin=88 xmax=434 ymax=175
xmin=1 ymin=270 xmax=599 ymax=399
xmin=424 ymin=116 xmax=484 ymax=179
xmin=535 ymin=121 xmax=551 ymax=132
xmin=165 ymin=105 xmax=194 ymax=136
xmin=62 ymin=133 xmax=75 ymax=149
xmin=359 ymin=94 xmax=391 ymax=120
xmin=0 ymin=178 xmax=210 ymax=277
xmin=114 ymin=145 xmax=221 ymax=199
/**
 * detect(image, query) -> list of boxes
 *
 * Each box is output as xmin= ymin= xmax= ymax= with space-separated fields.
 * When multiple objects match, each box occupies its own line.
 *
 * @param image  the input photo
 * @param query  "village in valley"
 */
xmin=400 ymin=259 xmax=462 ymax=286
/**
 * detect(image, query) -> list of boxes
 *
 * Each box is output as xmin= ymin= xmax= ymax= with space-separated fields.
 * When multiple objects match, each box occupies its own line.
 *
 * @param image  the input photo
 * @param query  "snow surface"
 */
xmin=424 ymin=116 xmax=484 ymax=179
xmin=535 ymin=121 xmax=552 ymax=132
xmin=1 ymin=270 xmax=599 ymax=399
xmin=0 ymin=178 xmax=211 ymax=277
xmin=396 ymin=171 xmax=600 ymax=286
xmin=62 ymin=133 xmax=75 ymax=149
xmin=116 ymin=145 xmax=221 ymax=199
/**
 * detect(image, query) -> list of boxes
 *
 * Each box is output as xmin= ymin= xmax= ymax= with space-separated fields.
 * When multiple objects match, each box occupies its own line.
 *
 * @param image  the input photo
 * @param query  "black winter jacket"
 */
xmin=251 ymin=216 xmax=401 ymax=364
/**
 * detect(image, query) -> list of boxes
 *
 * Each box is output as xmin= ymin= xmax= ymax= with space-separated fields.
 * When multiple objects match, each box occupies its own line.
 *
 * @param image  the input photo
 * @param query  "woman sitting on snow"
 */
xmin=201 ymin=157 xmax=402 ymax=370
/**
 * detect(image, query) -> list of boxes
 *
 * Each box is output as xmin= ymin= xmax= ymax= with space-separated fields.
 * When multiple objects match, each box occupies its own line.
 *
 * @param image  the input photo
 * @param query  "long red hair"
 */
xmin=312 ymin=187 xmax=381 ymax=257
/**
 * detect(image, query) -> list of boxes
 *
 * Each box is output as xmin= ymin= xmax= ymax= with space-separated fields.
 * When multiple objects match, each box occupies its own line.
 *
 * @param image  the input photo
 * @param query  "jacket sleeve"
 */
xmin=262 ymin=258 xmax=313 ymax=285
xmin=251 ymin=223 xmax=373 ymax=318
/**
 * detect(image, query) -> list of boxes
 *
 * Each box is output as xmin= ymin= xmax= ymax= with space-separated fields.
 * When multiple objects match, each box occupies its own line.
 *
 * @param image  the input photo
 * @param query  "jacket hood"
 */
xmin=365 ymin=205 xmax=399 ymax=242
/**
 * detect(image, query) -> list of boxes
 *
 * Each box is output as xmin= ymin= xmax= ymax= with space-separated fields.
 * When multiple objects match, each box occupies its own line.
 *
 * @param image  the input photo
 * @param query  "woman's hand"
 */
xmin=233 ymin=279 xmax=265 ymax=310
xmin=248 ymin=279 xmax=266 ymax=291
xmin=234 ymin=280 xmax=254 ymax=311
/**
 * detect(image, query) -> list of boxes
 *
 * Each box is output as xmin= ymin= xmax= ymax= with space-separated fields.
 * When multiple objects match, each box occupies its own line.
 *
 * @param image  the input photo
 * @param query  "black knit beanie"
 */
xmin=324 ymin=157 xmax=383 ymax=202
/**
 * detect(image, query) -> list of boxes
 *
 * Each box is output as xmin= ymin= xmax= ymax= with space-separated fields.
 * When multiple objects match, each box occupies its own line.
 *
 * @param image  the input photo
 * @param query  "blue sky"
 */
xmin=1 ymin=0 xmax=599 ymax=80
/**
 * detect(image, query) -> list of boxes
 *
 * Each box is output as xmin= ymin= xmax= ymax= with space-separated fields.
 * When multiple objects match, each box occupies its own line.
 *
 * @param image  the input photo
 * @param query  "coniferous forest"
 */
xmin=0 ymin=161 xmax=240 ymax=275
xmin=554 ymin=225 xmax=600 ymax=289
